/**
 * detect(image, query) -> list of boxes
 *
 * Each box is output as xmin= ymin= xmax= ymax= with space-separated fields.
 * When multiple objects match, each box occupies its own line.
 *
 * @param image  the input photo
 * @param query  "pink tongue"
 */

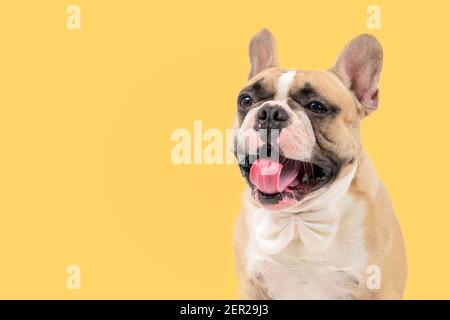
xmin=249 ymin=158 xmax=300 ymax=194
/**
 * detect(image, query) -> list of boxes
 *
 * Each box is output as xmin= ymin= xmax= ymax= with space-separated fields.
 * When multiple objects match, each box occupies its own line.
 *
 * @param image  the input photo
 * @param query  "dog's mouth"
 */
xmin=239 ymin=155 xmax=334 ymax=210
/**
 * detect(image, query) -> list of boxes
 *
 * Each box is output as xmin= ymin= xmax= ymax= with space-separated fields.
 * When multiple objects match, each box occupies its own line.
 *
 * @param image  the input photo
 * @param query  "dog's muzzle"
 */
xmin=237 ymin=101 xmax=335 ymax=211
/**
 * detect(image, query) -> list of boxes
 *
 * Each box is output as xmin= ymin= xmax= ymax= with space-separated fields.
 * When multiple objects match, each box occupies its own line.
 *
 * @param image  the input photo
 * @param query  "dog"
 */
xmin=232 ymin=29 xmax=407 ymax=299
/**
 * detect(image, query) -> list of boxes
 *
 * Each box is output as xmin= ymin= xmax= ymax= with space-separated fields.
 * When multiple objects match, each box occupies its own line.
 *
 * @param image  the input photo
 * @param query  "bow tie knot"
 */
xmin=254 ymin=208 xmax=339 ymax=254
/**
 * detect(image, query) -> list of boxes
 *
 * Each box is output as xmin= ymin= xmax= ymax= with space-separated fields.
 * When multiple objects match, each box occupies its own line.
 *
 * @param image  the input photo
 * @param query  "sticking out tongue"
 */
xmin=249 ymin=158 xmax=301 ymax=194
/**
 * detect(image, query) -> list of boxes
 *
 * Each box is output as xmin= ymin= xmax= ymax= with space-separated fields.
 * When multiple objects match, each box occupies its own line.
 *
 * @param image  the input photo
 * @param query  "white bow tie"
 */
xmin=252 ymin=164 xmax=357 ymax=254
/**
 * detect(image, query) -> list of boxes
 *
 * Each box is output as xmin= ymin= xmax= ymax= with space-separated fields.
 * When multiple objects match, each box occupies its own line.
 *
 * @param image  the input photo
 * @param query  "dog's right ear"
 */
xmin=248 ymin=29 xmax=279 ymax=80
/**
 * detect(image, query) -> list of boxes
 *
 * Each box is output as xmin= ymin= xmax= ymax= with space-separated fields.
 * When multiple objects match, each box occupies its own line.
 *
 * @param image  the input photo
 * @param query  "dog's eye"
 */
xmin=304 ymin=101 xmax=328 ymax=114
xmin=238 ymin=95 xmax=254 ymax=108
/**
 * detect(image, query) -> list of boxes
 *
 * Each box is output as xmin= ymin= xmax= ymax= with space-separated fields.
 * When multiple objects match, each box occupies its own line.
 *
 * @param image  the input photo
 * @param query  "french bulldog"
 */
xmin=232 ymin=29 xmax=407 ymax=299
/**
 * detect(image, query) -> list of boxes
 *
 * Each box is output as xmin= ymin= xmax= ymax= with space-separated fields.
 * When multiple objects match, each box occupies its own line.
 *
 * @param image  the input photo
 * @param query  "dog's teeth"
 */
xmin=302 ymin=173 xmax=308 ymax=183
xmin=289 ymin=180 xmax=299 ymax=187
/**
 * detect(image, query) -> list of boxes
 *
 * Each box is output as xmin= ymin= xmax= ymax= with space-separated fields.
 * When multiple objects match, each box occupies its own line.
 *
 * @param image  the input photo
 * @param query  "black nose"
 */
xmin=256 ymin=106 xmax=289 ymax=130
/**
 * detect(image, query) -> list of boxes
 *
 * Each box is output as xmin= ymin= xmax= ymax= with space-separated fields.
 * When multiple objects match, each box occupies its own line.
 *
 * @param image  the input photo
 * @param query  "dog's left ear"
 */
xmin=331 ymin=34 xmax=383 ymax=116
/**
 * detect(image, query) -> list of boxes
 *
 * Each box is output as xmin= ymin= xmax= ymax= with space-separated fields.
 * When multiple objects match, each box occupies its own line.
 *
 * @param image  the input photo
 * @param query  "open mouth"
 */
xmin=239 ymin=155 xmax=333 ymax=209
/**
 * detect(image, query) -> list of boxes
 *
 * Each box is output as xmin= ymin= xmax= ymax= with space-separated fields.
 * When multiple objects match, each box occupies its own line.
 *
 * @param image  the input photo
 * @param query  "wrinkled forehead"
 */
xmin=242 ymin=68 xmax=357 ymax=115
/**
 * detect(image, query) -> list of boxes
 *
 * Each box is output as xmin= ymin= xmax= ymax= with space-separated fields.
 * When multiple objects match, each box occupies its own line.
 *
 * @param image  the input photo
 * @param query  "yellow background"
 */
xmin=0 ymin=0 xmax=448 ymax=299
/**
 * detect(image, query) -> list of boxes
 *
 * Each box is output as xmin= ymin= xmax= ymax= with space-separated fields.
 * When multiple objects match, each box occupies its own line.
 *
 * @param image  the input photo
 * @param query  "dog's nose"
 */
xmin=257 ymin=106 xmax=289 ymax=129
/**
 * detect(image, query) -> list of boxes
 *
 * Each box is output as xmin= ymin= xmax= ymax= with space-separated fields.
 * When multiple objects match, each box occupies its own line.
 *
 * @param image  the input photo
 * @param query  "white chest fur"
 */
xmin=244 ymin=194 xmax=368 ymax=299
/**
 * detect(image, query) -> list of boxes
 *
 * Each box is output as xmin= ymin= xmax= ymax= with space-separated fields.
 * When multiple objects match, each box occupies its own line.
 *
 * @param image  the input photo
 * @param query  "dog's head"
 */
xmin=233 ymin=29 xmax=383 ymax=211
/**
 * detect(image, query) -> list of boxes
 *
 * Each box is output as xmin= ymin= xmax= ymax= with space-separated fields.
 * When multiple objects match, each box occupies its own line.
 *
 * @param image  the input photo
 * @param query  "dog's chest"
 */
xmin=244 ymin=196 xmax=368 ymax=299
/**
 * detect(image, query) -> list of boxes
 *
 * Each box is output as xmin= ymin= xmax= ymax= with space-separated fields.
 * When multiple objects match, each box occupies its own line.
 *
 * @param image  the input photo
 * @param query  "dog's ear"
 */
xmin=248 ymin=29 xmax=279 ymax=80
xmin=331 ymin=34 xmax=383 ymax=116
